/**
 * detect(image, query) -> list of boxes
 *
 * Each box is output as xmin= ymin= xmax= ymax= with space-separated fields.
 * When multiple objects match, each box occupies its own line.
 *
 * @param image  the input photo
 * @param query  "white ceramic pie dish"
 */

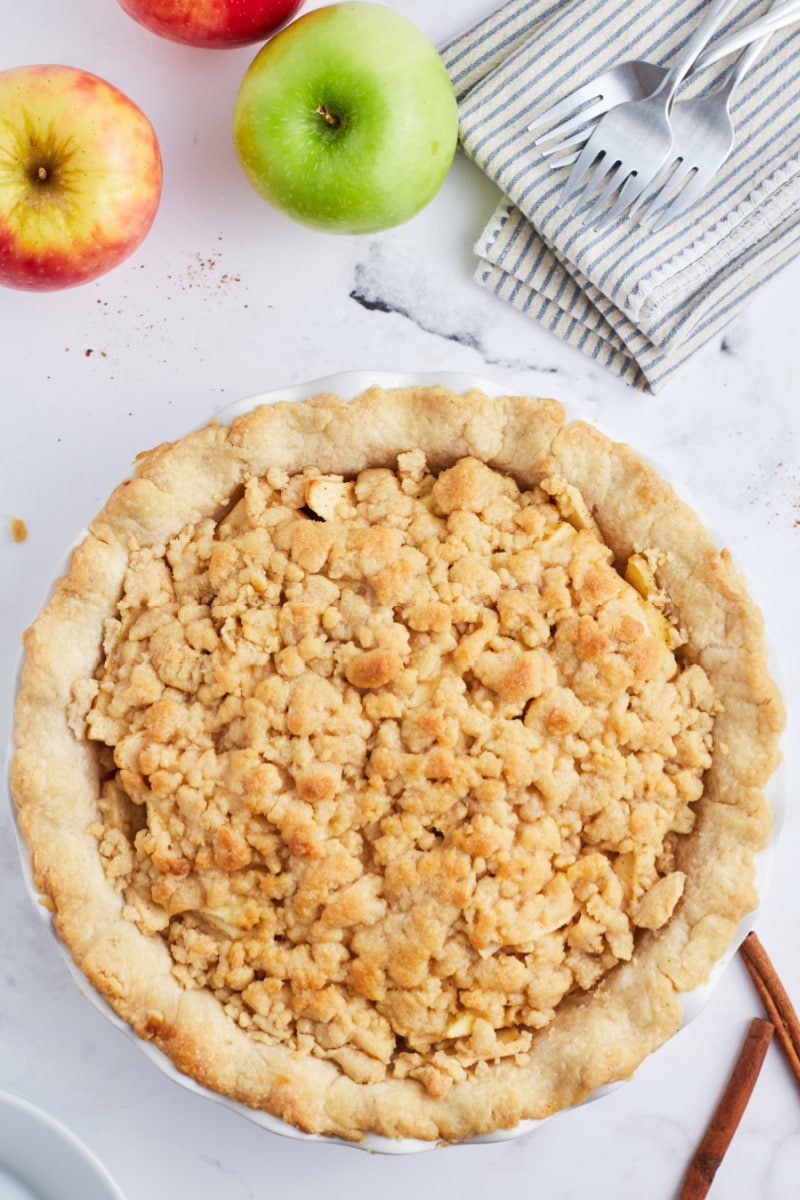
xmin=7 ymin=370 xmax=787 ymax=1154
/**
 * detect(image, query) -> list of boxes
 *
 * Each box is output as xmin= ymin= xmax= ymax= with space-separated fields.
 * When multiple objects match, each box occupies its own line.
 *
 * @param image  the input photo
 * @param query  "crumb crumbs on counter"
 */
xmin=9 ymin=517 xmax=27 ymax=543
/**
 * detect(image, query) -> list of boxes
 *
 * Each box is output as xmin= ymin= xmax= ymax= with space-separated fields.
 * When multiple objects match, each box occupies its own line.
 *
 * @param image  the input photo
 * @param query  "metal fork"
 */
xmin=558 ymin=0 xmax=742 ymax=225
xmin=527 ymin=60 xmax=667 ymax=153
xmin=527 ymin=0 xmax=800 ymax=153
xmin=635 ymin=0 xmax=800 ymax=229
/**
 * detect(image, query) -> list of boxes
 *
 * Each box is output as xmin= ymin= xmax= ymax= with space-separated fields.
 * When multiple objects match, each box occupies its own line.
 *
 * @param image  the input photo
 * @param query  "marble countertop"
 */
xmin=1 ymin=3 xmax=798 ymax=1197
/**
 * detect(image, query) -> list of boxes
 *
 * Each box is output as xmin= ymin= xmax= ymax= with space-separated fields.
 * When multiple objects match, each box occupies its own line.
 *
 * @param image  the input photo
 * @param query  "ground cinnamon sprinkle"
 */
xmin=678 ymin=1017 xmax=774 ymax=1200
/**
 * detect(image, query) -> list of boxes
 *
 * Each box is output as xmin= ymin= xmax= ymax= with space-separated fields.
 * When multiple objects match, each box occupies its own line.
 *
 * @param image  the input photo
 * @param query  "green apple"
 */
xmin=232 ymin=2 xmax=459 ymax=234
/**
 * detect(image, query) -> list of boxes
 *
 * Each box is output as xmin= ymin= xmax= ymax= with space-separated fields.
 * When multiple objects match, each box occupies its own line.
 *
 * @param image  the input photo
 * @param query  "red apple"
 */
xmin=0 ymin=65 xmax=162 ymax=292
xmin=117 ymin=0 xmax=305 ymax=48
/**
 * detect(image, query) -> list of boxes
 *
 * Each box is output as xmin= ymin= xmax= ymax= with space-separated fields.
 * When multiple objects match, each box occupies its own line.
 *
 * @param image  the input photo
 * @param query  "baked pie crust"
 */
xmin=11 ymin=384 xmax=784 ymax=1143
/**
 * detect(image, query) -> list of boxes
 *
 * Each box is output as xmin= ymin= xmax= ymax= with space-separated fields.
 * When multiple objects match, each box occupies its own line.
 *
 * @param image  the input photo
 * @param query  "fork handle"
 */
xmin=723 ymin=33 xmax=772 ymax=91
xmin=694 ymin=0 xmax=800 ymax=72
xmin=657 ymin=0 xmax=743 ymax=98
xmin=721 ymin=0 xmax=791 ymax=93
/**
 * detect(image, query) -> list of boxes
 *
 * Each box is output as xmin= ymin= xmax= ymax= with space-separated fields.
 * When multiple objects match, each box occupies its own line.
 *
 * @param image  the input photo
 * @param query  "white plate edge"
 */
xmin=0 ymin=1087 xmax=125 ymax=1199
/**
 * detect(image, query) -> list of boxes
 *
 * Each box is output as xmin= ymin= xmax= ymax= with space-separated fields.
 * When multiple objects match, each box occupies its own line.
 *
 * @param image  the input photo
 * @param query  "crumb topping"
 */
xmin=81 ymin=454 xmax=716 ymax=1096
xmin=10 ymin=516 xmax=28 ymax=543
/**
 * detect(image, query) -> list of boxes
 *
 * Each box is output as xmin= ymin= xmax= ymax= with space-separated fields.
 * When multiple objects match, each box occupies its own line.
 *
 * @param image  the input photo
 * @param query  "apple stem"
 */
xmin=37 ymin=166 xmax=47 ymax=182
xmin=316 ymin=105 xmax=341 ymax=129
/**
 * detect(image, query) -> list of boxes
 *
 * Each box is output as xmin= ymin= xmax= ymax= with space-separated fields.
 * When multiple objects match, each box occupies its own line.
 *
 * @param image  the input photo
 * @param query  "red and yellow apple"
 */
xmin=116 ymin=0 xmax=305 ymax=48
xmin=232 ymin=2 xmax=459 ymax=234
xmin=0 ymin=65 xmax=162 ymax=291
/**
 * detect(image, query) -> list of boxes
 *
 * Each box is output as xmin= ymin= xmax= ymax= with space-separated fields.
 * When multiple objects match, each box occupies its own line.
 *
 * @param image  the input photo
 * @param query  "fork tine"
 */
xmin=586 ymin=171 xmax=645 ymax=231
xmin=652 ymin=169 xmax=708 ymax=231
xmin=579 ymin=161 xmax=629 ymax=225
xmin=634 ymin=161 xmax=690 ymax=225
xmin=561 ymin=140 xmax=607 ymax=204
xmin=623 ymin=152 xmax=686 ymax=223
xmin=539 ymin=126 xmax=592 ymax=163
xmin=548 ymin=148 xmax=582 ymax=170
xmin=526 ymin=84 xmax=605 ymax=137
xmin=532 ymin=98 xmax=609 ymax=147
xmin=626 ymin=156 xmax=679 ymax=221
xmin=550 ymin=151 xmax=582 ymax=169
xmin=651 ymin=132 xmax=738 ymax=231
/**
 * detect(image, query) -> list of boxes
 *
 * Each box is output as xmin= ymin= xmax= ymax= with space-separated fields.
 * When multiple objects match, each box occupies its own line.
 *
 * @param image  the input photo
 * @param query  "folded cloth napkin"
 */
xmin=440 ymin=0 xmax=800 ymax=391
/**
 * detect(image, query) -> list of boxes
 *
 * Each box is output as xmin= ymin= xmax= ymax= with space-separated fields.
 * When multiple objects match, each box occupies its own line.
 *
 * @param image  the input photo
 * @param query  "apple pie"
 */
xmin=11 ymin=384 xmax=784 ymax=1143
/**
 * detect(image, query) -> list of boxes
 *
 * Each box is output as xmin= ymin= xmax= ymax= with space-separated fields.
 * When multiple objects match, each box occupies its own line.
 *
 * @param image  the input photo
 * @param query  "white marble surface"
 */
xmin=1 ymin=2 xmax=798 ymax=1197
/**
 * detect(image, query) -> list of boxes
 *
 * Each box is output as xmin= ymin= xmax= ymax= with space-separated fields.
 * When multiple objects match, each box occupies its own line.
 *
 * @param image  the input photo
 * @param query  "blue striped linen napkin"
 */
xmin=440 ymin=0 xmax=800 ymax=392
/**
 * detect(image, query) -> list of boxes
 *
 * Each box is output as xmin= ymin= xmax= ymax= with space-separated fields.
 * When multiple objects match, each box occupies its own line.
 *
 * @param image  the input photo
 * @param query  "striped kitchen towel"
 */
xmin=440 ymin=0 xmax=800 ymax=391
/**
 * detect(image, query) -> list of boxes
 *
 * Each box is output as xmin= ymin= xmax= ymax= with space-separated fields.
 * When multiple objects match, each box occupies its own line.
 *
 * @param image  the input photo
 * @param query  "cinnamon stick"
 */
xmin=740 ymin=930 xmax=800 ymax=1092
xmin=678 ymin=1017 xmax=773 ymax=1200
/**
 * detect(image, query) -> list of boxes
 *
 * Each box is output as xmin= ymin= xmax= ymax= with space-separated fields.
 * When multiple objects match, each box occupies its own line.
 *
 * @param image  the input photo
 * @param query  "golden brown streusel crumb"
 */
xmin=83 ymin=455 xmax=715 ymax=1093
xmin=9 ymin=516 xmax=27 ymax=543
